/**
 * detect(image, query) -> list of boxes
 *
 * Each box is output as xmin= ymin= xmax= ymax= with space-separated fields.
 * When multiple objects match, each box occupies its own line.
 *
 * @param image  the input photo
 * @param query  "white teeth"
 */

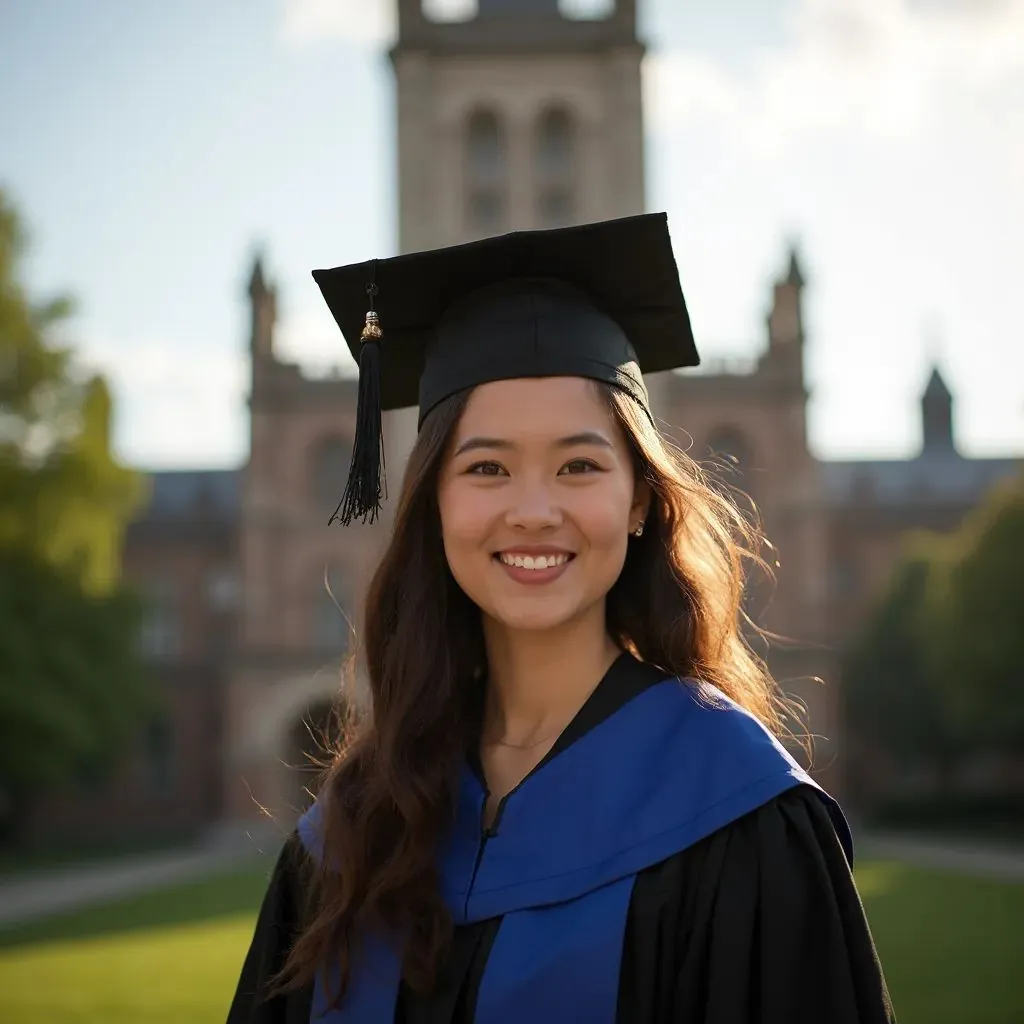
xmin=500 ymin=553 xmax=569 ymax=570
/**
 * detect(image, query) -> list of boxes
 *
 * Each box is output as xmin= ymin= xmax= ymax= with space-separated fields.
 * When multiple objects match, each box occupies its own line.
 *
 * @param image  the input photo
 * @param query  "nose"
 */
xmin=505 ymin=478 xmax=563 ymax=532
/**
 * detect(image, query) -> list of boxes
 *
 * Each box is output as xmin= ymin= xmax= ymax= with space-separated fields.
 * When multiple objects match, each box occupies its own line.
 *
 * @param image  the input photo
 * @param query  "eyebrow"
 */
xmin=453 ymin=431 xmax=614 ymax=457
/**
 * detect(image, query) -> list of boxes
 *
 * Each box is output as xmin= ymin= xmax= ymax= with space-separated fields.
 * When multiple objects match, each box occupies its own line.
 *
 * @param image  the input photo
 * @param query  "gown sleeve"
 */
xmin=225 ymin=833 xmax=314 ymax=1024
xmin=624 ymin=785 xmax=898 ymax=1023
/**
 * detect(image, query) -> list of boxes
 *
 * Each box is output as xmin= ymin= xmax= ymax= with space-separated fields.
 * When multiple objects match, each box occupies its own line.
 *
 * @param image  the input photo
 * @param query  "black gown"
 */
xmin=226 ymin=658 xmax=896 ymax=1023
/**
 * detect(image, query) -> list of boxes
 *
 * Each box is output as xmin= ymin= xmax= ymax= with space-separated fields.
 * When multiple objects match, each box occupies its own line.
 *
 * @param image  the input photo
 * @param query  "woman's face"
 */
xmin=437 ymin=377 xmax=649 ymax=635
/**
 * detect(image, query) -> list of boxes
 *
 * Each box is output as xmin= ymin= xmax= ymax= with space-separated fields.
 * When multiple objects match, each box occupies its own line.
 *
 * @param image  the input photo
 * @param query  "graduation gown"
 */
xmin=227 ymin=656 xmax=896 ymax=1023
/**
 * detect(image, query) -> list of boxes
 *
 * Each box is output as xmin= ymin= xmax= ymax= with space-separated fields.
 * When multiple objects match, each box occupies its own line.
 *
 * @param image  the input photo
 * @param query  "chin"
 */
xmin=485 ymin=597 xmax=586 ymax=634
xmin=492 ymin=612 xmax=569 ymax=634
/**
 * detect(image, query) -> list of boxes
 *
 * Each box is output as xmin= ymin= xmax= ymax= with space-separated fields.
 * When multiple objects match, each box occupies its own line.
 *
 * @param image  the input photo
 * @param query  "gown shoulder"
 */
xmin=624 ymin=783 xmax=897 ymax=1023
xmin=225 ymin=833 xmax=314 ymax=1024
xmin=226 ymin=787 xmax=897 ymax=1024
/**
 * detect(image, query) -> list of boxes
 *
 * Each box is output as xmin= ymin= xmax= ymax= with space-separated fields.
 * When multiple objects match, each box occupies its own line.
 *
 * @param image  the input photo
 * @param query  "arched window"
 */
xmin=311 ymin=568 xmax=351 ymax=653
xmin=465 ymin=108 xmax=508 ymax=235
xmin=139 ymin=575 xmax=180 ymax=660
xmin=309 ymin=435 xmax=352 ymax=516
xmin=537 ymin=107 xmax=574 ymax=176
xmin=145 ymin=716 xmax=176 ymax=796
xmin=535 ymin=106 xmax=577 ymax=228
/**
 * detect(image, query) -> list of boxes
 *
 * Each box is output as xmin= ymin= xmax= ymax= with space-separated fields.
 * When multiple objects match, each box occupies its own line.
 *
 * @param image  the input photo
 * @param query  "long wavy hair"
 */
xmin=274 ymin=381 xmax=794 ymax=1006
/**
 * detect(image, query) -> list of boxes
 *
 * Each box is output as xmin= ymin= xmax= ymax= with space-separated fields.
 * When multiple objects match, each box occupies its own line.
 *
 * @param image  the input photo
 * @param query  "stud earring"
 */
xmin=632 ymin=523 xmax=645 ymax=538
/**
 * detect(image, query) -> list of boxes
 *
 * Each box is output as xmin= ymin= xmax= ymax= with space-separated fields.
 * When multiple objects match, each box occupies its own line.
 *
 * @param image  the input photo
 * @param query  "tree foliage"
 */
xmin=927 ymin=475 xmax=1024 ymax=755
xmin=0 ymin=193 xmax=143 ymax=593
xmin=844 ymin=535 xmax=961 ymax=772
xmin=0 ymin=190 xmax=151 ymax=833
xmin=845 ymin=473 xmax=1024 ymax=782
xmin=0 ymin=550 xmax=149 ymax=794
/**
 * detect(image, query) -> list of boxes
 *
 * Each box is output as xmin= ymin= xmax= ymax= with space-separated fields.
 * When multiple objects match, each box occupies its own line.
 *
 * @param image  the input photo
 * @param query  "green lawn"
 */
xmin=0 ymin=862 xmax=273 ymax=1024
xmin=855 ymin=861 xmax=1024 ymax=1024
xmin=0 ymin=858 xmax=1020 ymax=1023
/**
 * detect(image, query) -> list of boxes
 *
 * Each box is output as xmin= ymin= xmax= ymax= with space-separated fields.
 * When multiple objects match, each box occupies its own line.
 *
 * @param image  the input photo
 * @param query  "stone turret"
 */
xmin=921 ymin=365 xmax=955 ymax=453
xmin=248 ymin=252 xmax=277 ymax=363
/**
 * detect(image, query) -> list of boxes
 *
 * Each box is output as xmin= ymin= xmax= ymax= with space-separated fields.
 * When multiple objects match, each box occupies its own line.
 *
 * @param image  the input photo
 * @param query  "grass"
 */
xmin=0 ymin=861 xmax=273 ymax=1024
xmin=0 ymin=858 xmax=1021 ymax=1023
xmin=855 ymin=861 xmax=1024 ymax=1024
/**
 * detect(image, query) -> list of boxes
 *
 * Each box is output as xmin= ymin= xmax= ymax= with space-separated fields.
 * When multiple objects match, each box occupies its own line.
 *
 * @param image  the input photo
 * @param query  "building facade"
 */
xmin=28 ymin=1 xmax=1020 ymax=841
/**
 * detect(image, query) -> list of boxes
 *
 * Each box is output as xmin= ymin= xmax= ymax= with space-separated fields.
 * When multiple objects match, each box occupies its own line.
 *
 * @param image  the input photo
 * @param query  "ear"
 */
xmin=630 ymin=476 xmax=652 ymax=528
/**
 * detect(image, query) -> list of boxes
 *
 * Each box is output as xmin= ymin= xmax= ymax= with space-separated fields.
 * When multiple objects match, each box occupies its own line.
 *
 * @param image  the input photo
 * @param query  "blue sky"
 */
xmin=2 ymin=0 xmax=1022 ymax=469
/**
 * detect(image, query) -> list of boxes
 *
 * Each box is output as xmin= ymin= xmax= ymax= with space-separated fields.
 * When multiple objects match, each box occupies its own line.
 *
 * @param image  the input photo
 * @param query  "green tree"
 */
xmin=844 ymin=535 xmax=963 ymax=782
xmin=0 ymin=190 xmax=151 ymax=837
xmin=927 ymin=475 xmax=1024 ymax=756
xmin=0 ymin=552 xmax=149 ymax=825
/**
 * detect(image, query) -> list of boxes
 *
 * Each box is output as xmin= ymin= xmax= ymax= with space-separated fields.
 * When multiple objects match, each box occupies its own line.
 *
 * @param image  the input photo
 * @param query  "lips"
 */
xmin=497 ymin=552 xmax=573 ymax=571
xmin=492 ymin=550 xmax=576 ymax=585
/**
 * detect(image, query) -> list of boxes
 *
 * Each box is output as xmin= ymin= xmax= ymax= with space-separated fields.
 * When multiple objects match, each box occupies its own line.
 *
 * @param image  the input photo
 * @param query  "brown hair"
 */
xmin=274 ymin=382 xmax=791 ymax=1006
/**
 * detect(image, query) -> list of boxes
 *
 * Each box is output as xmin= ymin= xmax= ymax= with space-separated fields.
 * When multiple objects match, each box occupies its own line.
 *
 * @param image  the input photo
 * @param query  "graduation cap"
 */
xmin=312 ymin=212 xmax=698 ymax=526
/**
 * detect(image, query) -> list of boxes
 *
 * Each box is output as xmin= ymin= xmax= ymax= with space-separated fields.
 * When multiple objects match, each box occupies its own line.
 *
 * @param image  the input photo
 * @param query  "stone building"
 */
xmin=28 ymin=0 xmax=1020 ymax=840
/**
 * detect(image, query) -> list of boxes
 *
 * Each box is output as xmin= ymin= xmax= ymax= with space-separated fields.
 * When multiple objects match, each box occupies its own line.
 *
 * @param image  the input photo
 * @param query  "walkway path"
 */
xmin=859 ymin=831 xmax=1024 ymax=883
xmin=1 ymin=827 xmax=1020 ymax=930
xmin=0 ymin=826 xmax=282 ymax=929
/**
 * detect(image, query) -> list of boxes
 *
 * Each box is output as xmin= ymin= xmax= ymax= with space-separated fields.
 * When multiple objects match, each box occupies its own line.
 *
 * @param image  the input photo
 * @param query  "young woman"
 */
xmin=227 ymin=214 xmax=896 ymax=1023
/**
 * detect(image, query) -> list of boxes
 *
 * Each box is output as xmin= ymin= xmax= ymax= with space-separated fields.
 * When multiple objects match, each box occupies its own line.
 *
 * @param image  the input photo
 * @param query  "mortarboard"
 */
xmin=312 ymin=212 xmax=698 ymax=526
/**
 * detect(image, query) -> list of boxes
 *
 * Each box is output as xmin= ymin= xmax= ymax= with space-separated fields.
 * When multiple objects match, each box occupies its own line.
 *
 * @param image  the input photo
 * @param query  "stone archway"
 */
xmin=223 ymin=667 xmax=368 ymax=831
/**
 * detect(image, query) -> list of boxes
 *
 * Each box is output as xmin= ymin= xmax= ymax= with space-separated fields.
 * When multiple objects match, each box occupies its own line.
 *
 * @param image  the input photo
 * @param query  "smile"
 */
xmin=497 ymin=552 xmax=573 ymax=570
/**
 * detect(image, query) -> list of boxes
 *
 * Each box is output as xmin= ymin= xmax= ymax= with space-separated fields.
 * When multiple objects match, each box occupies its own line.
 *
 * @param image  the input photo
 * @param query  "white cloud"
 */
xmin=276 ymin=306 xmax=358 ymax=377
xmin=76 ymin=309 xmax=361 ymax=467
xmin=80 ymin=336 xmax=248 ymax=469
xmin=644 ymin=53 xmax=745 ymax=134
xmin=278 ymin=0 xmax=478 ymax=48
xmin=646 ymin=0 xmax=1024 ymax=152
xmin=1012 ymin=133 xmax=1024 ymax=180
xmin=279 ymin=0 xmax=395 ymax=47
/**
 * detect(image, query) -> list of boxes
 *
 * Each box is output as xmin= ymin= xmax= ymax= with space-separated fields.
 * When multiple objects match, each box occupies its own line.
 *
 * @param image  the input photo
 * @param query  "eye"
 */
xmin=559 ymin=458 xmax=602 ymax=475
xmin=466 ymin=461 xmax=508 ymax=477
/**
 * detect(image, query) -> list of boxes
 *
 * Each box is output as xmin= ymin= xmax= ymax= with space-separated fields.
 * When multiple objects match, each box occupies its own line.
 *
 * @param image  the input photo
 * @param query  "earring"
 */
xmin=632 ymin=522 xmax=644 ymax=538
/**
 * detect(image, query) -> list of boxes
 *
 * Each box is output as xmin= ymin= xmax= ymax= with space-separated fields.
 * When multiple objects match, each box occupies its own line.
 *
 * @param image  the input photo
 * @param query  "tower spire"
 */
xmin=757 ymin=241 xmax=807 ymax=382
xmin=921 ymin=364 xmax=955 ymax=453
xmin=786 ymin=244 xmax=805 ymax=288
xmin=248 ymin=249 xmax=277 ymax=361
xmin=767 ymin=243 xmax=805 ymax=348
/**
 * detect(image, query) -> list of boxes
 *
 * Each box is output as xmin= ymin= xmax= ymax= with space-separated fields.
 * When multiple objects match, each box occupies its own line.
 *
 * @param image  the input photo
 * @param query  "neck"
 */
xmin=481 ymin=609 xmax=620 ymax=745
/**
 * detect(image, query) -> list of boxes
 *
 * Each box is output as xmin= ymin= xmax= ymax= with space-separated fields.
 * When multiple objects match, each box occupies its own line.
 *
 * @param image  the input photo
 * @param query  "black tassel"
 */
xmin=330 ymin=281 xmax=386 ymax=526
